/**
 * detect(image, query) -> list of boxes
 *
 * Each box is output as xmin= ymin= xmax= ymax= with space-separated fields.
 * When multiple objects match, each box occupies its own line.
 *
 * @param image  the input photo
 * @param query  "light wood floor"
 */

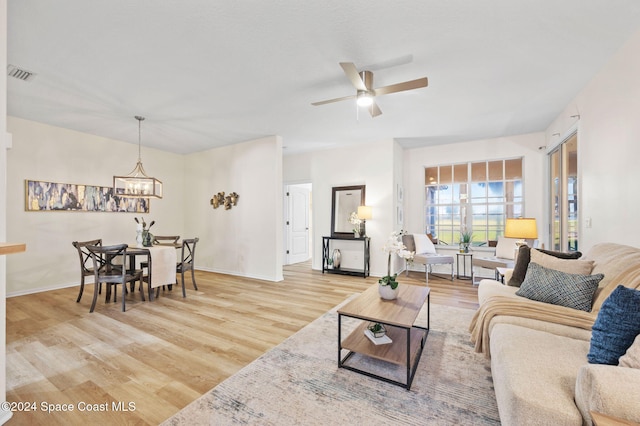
xmin=5 ymin=263 xmax=479 ymax=425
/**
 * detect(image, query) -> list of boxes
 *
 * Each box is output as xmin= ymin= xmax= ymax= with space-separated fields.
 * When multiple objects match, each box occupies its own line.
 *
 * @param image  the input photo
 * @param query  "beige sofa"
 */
xmin=470 ymin=243 xmax=640 ymax=426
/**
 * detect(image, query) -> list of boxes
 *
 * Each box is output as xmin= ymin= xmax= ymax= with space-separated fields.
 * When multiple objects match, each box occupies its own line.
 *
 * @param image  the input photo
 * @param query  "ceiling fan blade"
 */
xmin=311 ymin=94 xmax=356 ymax=106
xmin=340 ymin=62 xmax=367 ymax=91
xmin=369 ymin=101 xmax=382 ymax=117
xmin=374 ymin=77 xmax=428 ymax=96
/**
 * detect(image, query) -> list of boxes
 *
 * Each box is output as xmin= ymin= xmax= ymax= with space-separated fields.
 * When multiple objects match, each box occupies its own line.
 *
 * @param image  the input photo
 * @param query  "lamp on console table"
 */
xmin=357 ymin=205 xmax=372 ymax=238
xmin=505 ymin=218 xmax=538 ymax=247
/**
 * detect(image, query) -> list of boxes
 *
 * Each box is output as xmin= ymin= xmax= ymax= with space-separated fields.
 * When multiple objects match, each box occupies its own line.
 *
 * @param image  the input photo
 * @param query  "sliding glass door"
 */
xmin=549 ymin=133 xmax=578 ymax=251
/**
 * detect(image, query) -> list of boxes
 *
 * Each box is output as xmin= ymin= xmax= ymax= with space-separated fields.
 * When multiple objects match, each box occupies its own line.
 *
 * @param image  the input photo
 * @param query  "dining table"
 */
xmin=126 ymin=243 xmax=179 ymax=297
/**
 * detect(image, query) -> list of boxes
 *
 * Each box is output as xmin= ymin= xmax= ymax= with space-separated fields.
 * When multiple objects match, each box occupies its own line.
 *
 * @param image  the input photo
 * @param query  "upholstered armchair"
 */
xmin=402 ymin=233 xmax=454 ymax=283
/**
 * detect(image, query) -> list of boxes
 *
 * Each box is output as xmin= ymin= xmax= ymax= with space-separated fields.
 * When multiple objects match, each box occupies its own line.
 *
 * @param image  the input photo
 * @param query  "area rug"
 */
xmin=162 ymin=297 xmax=500 ymax=425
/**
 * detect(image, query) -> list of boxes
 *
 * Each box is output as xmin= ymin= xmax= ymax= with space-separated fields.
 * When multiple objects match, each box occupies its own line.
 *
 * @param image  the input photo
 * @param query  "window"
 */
xmin=549 ymin=133 xmax=578 ymax=251
xmin=425 ymin=158 xmax=524 ymax=245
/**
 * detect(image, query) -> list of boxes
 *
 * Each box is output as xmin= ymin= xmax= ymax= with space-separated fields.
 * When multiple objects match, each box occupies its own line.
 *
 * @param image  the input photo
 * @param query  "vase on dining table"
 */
xmin=142 ymin=230 xmax=153 ymax=247
xmin=136 ymin=223 xmax=143 ymax=247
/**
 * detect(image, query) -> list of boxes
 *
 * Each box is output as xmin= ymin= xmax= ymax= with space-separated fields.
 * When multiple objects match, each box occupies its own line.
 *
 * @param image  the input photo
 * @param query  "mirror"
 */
xmin=331 ymin=185 xmax=366 ymax=237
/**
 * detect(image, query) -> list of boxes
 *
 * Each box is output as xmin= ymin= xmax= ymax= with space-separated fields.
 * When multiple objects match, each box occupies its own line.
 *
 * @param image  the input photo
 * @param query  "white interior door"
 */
xmin=286 ymin=184 xmax=311 ymax=264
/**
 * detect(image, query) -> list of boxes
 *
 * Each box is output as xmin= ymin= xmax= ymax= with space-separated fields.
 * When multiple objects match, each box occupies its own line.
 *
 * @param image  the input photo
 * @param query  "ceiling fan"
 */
xmin=311 ymin=62 xmax=428 ymax=117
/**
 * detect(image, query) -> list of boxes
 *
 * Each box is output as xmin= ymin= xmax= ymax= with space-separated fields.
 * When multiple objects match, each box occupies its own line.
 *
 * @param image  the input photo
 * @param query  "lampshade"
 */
xmin=357 ymin=205 xmax=372 ymax=220
xmin=505 ymin=218 xmax=537 ymax=239
xmin=113 ymin=116 xmax=163 ymax=198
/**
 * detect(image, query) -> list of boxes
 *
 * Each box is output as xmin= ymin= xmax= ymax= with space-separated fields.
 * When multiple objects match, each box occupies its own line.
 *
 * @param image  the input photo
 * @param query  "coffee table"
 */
xmin=337 ymin=283 xmax=430 ymax=390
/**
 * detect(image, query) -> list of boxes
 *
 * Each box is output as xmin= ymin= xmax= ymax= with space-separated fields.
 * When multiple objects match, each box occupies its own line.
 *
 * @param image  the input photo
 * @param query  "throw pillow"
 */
xmin=495 ymin=237 xmax=519 ymax=260
xmin=588 ymin=285 xmax=640 ymax=365
xmin=515 ymin=262 xmax=603 ymax=311
xmin=413 ymin=233 xmax=436 ymax=254
xmin=619 ymin=333 xmax=640 ymax=369
xmin=530 ymin=248 xmax=594 ymax=276
xmin=507 ymin=246 xmax=583 ymax=287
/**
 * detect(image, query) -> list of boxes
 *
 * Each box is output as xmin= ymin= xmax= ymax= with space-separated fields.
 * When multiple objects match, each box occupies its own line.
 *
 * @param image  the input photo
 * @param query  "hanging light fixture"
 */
xmin=113 ymin=116 xmax=163 ymax=198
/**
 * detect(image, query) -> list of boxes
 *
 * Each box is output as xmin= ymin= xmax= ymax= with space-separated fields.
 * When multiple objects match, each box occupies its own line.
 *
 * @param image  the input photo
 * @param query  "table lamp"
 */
xmin=357 ymin=205 xmax=372 ymax=237
xmin=504 ymin=218 xmax=538 ymax=246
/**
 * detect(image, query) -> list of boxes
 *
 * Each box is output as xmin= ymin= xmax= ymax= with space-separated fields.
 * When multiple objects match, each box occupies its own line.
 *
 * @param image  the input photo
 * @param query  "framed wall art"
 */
xmin=25 ymin=179 xmax=150 ymax=213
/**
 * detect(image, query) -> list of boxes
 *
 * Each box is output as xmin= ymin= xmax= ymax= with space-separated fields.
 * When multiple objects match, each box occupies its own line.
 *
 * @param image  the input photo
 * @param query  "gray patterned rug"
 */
xmin=163 ymin=297 xmax=500 ymax=425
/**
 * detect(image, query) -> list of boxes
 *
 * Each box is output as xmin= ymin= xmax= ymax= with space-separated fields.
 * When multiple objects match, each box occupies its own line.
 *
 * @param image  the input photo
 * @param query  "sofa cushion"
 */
xmin=619 ymin=334 xmax=640 ymax=369
xmin=530 ymin=248 xmax=594 ymax=275
xmin=508 ymin=246 xmax=583 ymax=287
xmin=575 ymin=364 xmax=640 ymax=424
xmin=413 ymin=233 xmax=436 ymax=254
xmin=515 ymin=262 xmax=603 ymax=312
xmin=588 ymin=285 xmax=640 ymax=365
xmin=490 ymin=324 xmax=588 ymax=426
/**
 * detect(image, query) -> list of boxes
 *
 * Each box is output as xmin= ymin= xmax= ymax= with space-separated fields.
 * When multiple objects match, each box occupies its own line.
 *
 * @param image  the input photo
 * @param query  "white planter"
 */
xmin=378 ymin=284 xmax=399 ymax=300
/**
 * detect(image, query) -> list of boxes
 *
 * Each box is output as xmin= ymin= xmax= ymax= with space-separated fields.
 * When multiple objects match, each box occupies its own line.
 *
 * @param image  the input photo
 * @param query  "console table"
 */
xmin=322 ymin=236 xmax=370 ymax=278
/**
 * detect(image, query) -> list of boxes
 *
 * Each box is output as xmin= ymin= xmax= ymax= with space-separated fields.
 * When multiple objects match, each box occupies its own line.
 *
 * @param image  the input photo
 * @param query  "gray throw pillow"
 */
xmin=507 ymin=247 xmax=583 ymax=287
xmin=515 ymin=262 xmax=603 ymax=311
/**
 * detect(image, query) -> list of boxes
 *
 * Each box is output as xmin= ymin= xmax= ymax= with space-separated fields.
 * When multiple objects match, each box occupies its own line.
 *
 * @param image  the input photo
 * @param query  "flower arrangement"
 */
xmin=134 ymin=217 xmax=155 ymax=231
xmin=135 ymin=217 xmax=155 ymax=246
xmin=349 ymin=212 xmax=362 ymax=234
xmin=378 ymin=230 xmax=415 ymax=289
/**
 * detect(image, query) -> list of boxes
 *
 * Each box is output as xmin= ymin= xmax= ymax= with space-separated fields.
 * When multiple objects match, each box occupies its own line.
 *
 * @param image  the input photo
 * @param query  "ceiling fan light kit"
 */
xmin=356 ymin=91 xmax=373 ymax=107
xmin=312 ymin=62 xmax=428 ymax=117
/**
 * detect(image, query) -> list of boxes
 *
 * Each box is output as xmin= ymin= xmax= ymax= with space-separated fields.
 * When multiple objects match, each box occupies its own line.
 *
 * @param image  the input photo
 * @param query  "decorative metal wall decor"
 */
xmin=210 ymin=191 xmax=239 ymax=210
xmin=25 ymin=179 xmax=150 ymax=213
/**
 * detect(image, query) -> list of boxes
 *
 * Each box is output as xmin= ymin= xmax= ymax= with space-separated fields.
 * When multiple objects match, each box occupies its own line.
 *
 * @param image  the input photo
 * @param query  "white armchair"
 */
xmin=471 ymin=236 xmax=520 ymax=281
xmin=402 ymin=233 xmax=454 ymax=283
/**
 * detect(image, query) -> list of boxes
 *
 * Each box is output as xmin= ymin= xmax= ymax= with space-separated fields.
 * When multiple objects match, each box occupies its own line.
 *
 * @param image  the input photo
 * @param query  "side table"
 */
xmin=456 ymin=253 xmax=473 ymax=280
xmin=496 ymin=267 xmax=508 ymax=284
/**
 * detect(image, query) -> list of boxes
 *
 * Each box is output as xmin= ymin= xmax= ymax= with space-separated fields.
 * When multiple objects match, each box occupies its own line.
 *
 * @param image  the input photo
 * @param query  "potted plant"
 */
xmin=349 ymin=212 xmax=362 ymax=238
xmin=460 ymin=231 xmax=473 ymax=253
xmin=378 ymin=231 xmax=415 ymax=299
xmin=367 ymin=322 xmax=386 ymax=338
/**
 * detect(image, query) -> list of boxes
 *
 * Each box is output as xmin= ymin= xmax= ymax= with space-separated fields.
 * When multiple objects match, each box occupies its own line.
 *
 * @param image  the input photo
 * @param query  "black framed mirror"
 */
xmin=331 ymin=185 xmax=366 ymax=237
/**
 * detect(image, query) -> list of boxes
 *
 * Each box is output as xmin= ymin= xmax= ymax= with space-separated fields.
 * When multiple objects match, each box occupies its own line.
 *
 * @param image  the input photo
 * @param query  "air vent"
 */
xmin=7 ymin=64 xmax=36 ymax=82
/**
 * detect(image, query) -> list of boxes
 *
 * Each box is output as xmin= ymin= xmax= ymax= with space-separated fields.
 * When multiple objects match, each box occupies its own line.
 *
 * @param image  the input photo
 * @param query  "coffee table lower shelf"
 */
xmin=338 ymin=320 xmax=428 ymax=390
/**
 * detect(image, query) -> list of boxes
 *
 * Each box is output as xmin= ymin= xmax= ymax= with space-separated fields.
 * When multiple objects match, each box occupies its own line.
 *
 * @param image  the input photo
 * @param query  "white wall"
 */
xmin=403 ymin=132 xmax=547 ymax=247
xmin=184 ymin=136 xmax=283 ymax=282
xmin=545 ymin=28 xmax=640 ymax=251
xmin=5 ymin=117 xmax=185 ymax=295
xmin=284 ymin=139 xmax=400 ymax=277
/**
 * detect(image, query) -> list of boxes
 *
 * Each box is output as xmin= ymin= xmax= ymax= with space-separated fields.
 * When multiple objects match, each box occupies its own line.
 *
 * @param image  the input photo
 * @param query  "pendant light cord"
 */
xmin=135 ymin=115 xmax=145 ymax=162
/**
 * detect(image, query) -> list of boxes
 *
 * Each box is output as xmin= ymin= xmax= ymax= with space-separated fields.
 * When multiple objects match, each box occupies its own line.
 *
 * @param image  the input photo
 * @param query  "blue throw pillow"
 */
xmin=515 ymin=262 xmax=603 ymax=312
xmin=588 ymin=285 xmax=640 ymax=365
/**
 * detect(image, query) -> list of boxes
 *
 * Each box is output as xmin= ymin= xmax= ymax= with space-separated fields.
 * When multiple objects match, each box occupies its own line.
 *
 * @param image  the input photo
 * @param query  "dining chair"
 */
xmin=86 ymin=243 xmax=144 ymax=312
xmin=140 ymin=235 xmax=180 ymax=270
xmin=72 ymin=238 xmax=104 ymax=303
xmin=153 ymin=235 xmax=180 ymax=245
xmin=177 ymin=237 xmax=199 ymax=297
xmin=154 ymin=237 xmax=199 ymax=298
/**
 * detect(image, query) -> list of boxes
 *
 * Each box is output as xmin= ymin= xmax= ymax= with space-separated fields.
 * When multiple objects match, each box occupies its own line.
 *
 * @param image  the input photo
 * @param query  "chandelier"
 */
xmin=113 ymin=116 xmax=163 ymax=198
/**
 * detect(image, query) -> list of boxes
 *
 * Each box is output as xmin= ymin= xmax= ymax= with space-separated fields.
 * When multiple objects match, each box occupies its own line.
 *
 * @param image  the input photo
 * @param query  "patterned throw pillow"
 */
xmin=515 ymin=262 xmax=603 ymax=311
xmin=588 ymin=285 xmax=640 ymax=365
xmin=507 ymin=246 xmax=583 ymax=287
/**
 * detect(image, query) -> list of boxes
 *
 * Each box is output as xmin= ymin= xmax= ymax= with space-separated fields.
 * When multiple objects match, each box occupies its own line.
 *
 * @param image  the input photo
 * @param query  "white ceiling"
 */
xmin=7 ymin=1 xmax=640 ymax=155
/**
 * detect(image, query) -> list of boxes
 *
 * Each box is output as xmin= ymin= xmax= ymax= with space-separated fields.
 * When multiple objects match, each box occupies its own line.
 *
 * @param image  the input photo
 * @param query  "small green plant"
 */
xmin=460 ymin=231 xmax=473 ymax=244
xmin=368 ymin=322 xmax=386 ymax=337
